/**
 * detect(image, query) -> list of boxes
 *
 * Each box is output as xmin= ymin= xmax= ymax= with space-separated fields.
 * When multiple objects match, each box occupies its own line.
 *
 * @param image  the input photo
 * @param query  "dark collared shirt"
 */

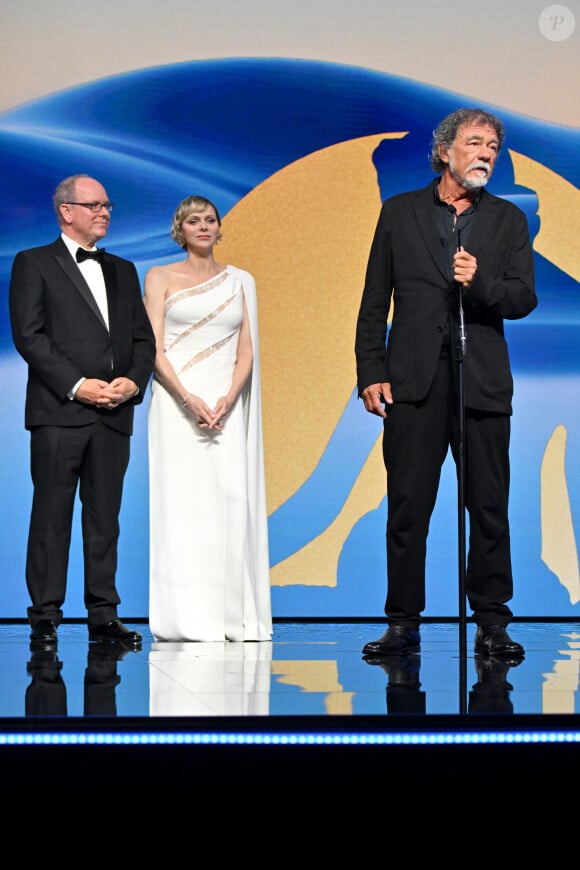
xmin=433 ymin=180 xmax=480 ymax=357
xmin=434 ymin=179 xmax=480 ymax=280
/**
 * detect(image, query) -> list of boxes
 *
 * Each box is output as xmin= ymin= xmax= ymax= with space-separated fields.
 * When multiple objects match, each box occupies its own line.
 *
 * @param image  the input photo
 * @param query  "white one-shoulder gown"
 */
xmin=148 ymin=266 xmax=272 ymax=642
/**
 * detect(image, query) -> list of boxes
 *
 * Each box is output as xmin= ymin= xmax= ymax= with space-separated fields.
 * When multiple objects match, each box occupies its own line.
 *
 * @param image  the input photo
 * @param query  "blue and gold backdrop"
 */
xmin=1 ymin=3 xmax=578 ymax=618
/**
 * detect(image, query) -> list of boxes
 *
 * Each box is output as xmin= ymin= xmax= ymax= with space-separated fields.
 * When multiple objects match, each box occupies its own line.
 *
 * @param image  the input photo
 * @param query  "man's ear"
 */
xmin=59 ymin=204 xmax=73 ymax=226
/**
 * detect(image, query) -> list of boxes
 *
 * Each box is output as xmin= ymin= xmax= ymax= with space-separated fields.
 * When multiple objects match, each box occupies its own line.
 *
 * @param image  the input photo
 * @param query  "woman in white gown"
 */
xmin=144 ymin=196 xmax=272 ymax=641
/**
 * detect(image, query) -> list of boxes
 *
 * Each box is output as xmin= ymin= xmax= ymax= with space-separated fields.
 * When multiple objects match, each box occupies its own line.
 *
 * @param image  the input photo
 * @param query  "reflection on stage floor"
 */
xmin=1 ymin=619 xmax=579 ymax=726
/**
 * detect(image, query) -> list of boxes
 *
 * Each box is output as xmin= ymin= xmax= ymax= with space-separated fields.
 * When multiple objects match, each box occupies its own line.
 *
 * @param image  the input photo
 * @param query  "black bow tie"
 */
xmin=76 ymin=247 xmax=105 ymax=263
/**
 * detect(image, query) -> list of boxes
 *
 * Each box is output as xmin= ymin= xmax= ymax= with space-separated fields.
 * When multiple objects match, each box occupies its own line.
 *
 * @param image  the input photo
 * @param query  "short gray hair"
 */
xmin=53 ymin=174 xmax=90 ymax=224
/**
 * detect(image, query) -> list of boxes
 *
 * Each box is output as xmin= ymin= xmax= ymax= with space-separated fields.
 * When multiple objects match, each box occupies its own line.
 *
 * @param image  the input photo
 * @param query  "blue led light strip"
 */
xmin=1 ymin=730 xmax=579 ymax=747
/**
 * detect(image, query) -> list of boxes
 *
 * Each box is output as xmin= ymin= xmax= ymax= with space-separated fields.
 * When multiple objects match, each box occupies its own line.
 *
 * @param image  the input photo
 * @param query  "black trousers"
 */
xmin=26 ymin=421 xmax=130 ymax=628
xmin=382 ymin=356 xmax=514 ymax=627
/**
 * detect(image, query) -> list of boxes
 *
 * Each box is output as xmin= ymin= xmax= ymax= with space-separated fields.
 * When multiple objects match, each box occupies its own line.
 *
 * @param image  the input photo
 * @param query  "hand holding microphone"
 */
xmin=453 ymin=245 xmax=477 ymax=289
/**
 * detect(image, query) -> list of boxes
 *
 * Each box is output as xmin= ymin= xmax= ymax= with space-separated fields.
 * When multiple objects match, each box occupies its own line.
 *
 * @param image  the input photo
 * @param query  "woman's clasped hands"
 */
xmin=182 ymin=392 xmax=229 ymax=430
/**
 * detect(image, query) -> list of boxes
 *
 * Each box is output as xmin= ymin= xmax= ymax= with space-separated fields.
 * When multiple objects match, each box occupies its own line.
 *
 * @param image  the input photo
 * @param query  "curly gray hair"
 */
xmin=430 ymin=108 xmax=505 ymax=173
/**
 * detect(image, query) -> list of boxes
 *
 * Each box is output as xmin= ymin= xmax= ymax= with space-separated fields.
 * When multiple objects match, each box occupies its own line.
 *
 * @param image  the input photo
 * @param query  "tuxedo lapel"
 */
xmin=101 ymin=258 xmax=118 ymax=327
xmin=54 ymin=242 xmax=108 ymax=330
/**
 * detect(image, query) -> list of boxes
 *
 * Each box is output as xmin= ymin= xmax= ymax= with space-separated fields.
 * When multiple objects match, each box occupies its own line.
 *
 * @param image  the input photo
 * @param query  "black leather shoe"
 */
xmin=362 ymin=625 xmax=420 ymax=655
xmin=30 ymin=619 xmax=58 ymax=648
xmin=474 ymin=625 xmax=524 ymax=658
xmin=89 ymin=619 xmax=142 ymax=644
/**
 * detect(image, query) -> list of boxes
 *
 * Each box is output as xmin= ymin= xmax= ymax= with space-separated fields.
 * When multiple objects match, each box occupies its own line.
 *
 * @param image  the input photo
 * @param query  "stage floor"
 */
xmin=2 ymin=619 xmax=579 ymax=727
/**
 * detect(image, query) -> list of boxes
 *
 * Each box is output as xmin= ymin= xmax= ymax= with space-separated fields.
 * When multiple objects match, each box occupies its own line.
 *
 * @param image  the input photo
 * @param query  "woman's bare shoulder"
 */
xmin=145 ymin=261 xmax=185 ymax=288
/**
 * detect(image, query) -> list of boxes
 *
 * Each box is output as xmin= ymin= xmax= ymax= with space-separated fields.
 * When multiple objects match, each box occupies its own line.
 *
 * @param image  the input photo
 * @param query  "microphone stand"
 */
xmin=455 ymin=228 xmax=468 ymax=713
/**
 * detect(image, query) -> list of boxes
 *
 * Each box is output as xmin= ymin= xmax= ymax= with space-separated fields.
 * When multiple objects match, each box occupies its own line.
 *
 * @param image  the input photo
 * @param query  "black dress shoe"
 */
xmin=30 ymin=619 xmax=58 ymax=647
xmin=362 ymin=625 xmax=420 ymax=655
xmin=474 ymin=625 xmax=524 ymax=658
xmin=89 ymin=619 xmax=142 ymax=644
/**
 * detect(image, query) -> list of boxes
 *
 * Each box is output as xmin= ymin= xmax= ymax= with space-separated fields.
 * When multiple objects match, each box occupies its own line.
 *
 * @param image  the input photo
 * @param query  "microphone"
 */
xmin=456 ymin=225 xmax=467 ymax=359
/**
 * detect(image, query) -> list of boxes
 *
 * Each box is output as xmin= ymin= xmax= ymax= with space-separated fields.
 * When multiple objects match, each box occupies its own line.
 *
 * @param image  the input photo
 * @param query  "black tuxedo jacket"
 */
xmin=9 ymin=236 xmax=156 ymax=434
xmin=355 ymin=181 xmax=537 ymax=415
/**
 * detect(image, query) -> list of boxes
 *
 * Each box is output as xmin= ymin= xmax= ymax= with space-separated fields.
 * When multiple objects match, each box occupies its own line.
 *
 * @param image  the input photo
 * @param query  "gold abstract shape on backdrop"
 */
xmin=510 ymin=150 xmax=580 ymax=280
xmin=540 ymin=425 xmax=580 ymax=604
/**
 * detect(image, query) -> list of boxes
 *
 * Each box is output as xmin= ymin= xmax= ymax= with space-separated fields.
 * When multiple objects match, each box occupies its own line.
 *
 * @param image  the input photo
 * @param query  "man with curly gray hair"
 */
xmin=355 ymin=108 xmax=537 ymax=659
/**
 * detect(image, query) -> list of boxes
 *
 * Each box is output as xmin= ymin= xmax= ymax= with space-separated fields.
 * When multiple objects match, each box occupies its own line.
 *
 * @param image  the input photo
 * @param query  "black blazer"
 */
xmin=355 ymin=181 xmax=538 ymax=415
xmin=9 ymin=237 xmax=156 ymax=435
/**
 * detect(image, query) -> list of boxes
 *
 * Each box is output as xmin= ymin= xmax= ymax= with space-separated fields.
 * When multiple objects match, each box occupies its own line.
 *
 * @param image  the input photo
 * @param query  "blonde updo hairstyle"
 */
xmin=170 ymin=195 xmax=222 ymax=249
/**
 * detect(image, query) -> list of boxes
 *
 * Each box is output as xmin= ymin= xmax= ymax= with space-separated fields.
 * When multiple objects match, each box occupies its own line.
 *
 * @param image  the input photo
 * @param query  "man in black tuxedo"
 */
xmin=355 ymin=108 xmax=537 ymax=658
xmin=9 ymin=174 xmax=156 ymax=649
